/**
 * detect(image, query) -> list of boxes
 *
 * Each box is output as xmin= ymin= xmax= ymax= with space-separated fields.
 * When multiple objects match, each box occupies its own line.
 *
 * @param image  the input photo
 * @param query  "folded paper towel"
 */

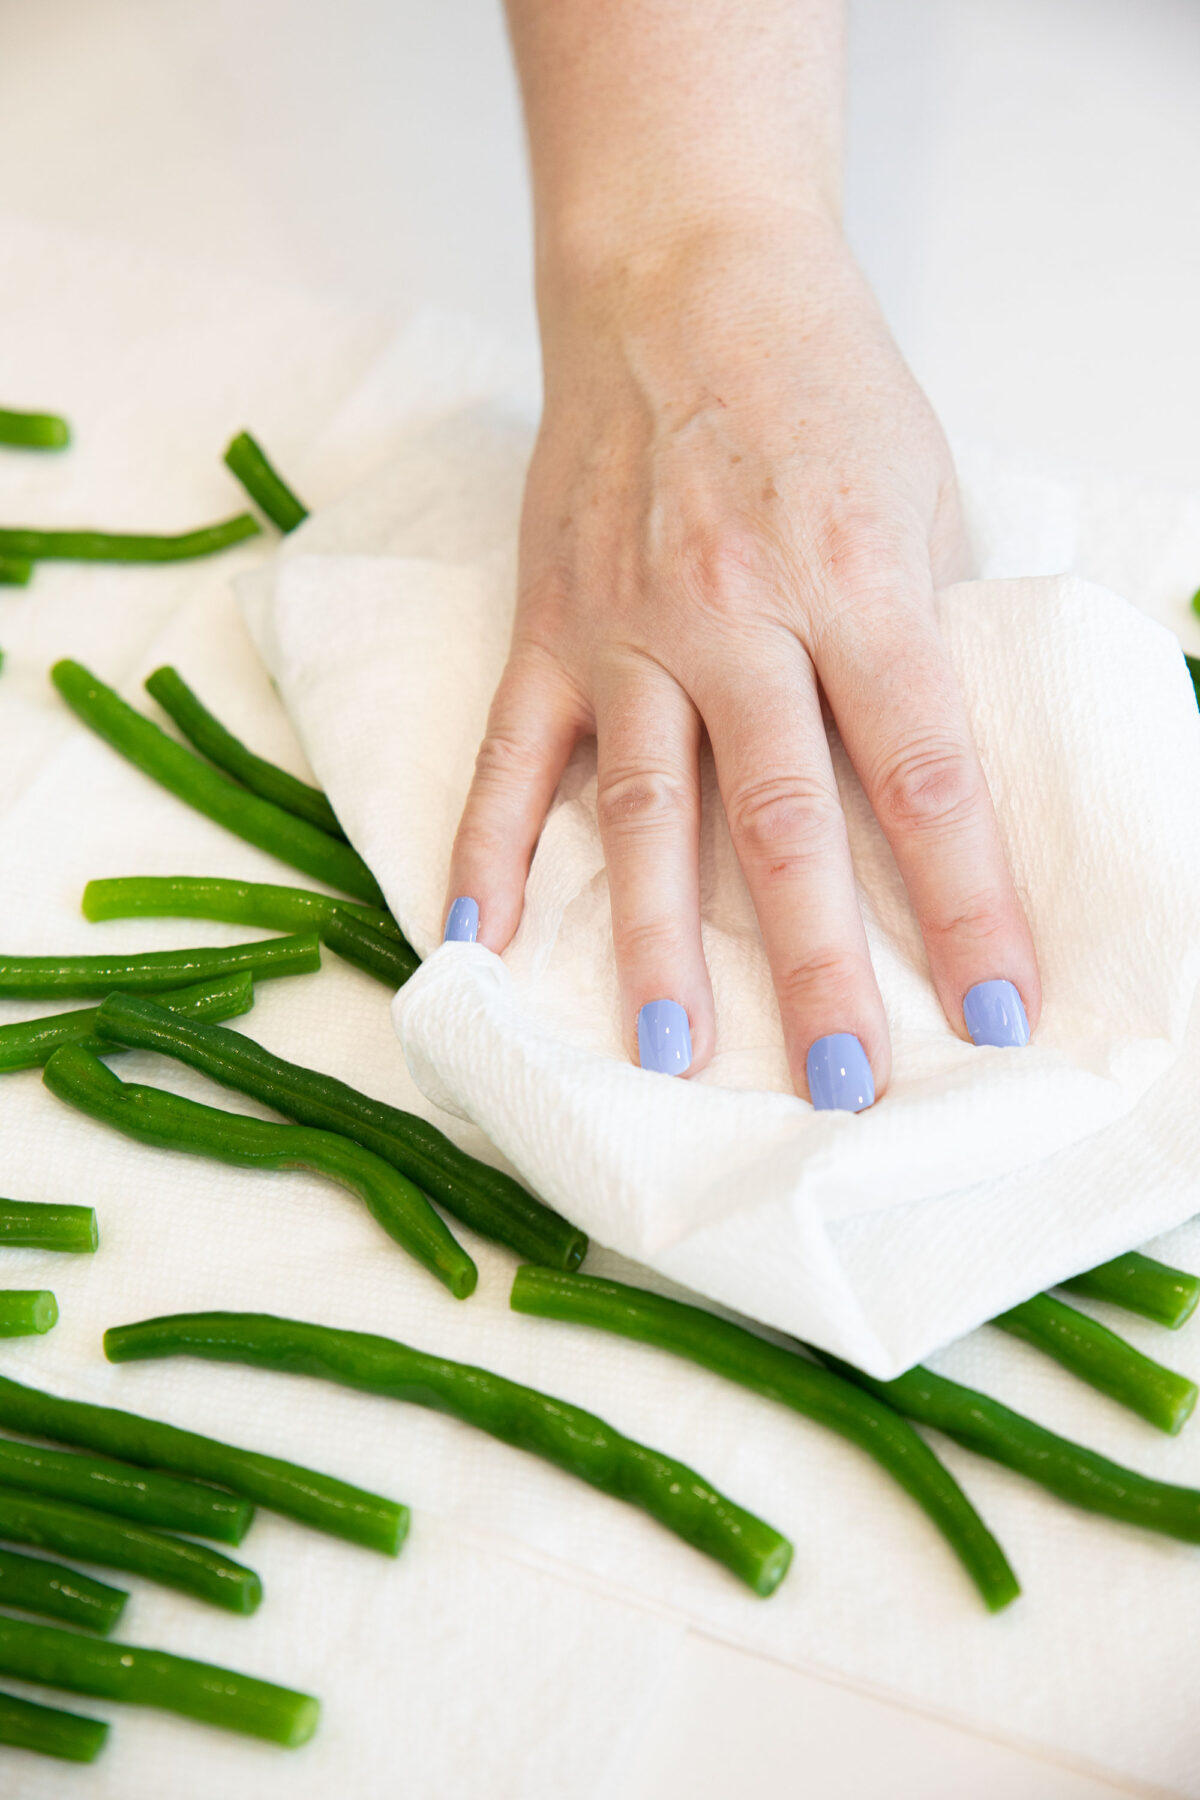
xmin=245 ymin=386 xmax=1200 ymax=1379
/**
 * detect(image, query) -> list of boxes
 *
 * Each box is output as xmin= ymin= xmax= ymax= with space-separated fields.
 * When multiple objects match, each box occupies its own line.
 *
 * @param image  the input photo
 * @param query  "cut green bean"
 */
xmin=1187 ymin=652 xmax=1200 ymax=707
xmin=52 ymin=661 xmax=384 ymax=905
xmin=0 ymin=1293 xmax=57 ymax=1337
xmin=104 ymin=1310 xmax=793 ymax=1596
xmin=992 ymin=1291 xmax=1198 ymax=1434
xmin=0 ymin=969 xmax=255 ymax=1073
xmin=145 ymin=666 xmax=344 ymax=839
xmin=224 ymin=431 xmax=309 ymax=534
xmin=0 ymin=1615 xmax=318 ymax=1745
xmin=0 ymin=409 xmax=70 ymax=451
xmin=94 ymin=994 xmax=587 ymax=1270
xmin=511 ymin=1268 xmax=1018 ymax=1612
xmin=0 ymin=514 xmax=259 ymax=563
xmin=0 ymin=1435 xmax=251 ymax=1544
xmin=0 ymin=1490 xmax=260 ymax=1613
xmin=1061 ymin=1250 xmax=1200 ymax=1330
xmin=321 ymin=908 xmax=419 ymax=988
xmin=83 ymin=873 xmax=401 ymax=938
xmin=816 ymin=1348 xmax=1200 ymax=1545
xmin=0 ymin=1546 xmax=125 ymax=1635
xmin=43 ymin=1045 xmax=477 ymax=1299
xmin=0 ymin=931 xmax=317 ymax=1000
xmin=0 ymin=557 xmax=32 ymax=586
xmin=0 ymin=1372 xmax=405 ymax=1555
xmin=0 ymin=1688 xmax=108 ymax=1763
xmin=0 ymin=1198 xmax=96 ymax=1254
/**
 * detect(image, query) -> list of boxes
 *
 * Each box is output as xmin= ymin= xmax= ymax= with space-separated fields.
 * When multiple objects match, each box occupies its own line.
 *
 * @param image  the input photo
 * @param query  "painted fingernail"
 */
xmin=807 ymin=1034 xmax=875 ymax=1112
xmin=443 ymin=897 xmax=479 ymax=943
xmin=637 ymin=999 xmax=693 ymax=1076
xmin=963 ymin=979 xmax=1030 ymax=1048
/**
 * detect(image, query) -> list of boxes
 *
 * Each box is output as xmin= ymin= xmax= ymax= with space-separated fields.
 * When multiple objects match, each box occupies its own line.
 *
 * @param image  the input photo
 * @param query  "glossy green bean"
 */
xmin=0 ymin=1491 xmax=259 ymax=1613
xmin=0 ymin=1546 xmax=125 ymax=1634
xmin=816 ymin=1349 xmax=1200 ymax=1544
xmin=104 ymin=1310 xmax=794 ymax=1597
xmin=0 ymin=1434 xmax=251 ymax=1544
xmin=0 ymin=1197 xmax=95 ymax=1253
xmin=94 ymin=994 xmax=587 ymax=1270
xmin=0 ymin=1689 xmax=108 ymax=1763
xmin=83 ymin=873 xmax=401 ymax=938
xmin=0 ymin=969 xmax=255 ymax=1073
xmin=0 ymin=515 xmax=259 ymax=562
xmin=52 ymin=660 xmax=384 ymax=905
xmin=223 ymin=431 xmax=309 ymax=534
xmin=0 ymin=1371 xmax=404 ymax=1555
xmin=1187 ymin=652 xmax=1200 ymax=706
xmin=993 ymin=1291 xmax=1198 ymax=1433
xmin=0 ymin=557 xmax=31 ymax=586
xmin=0 ymin=1293 xmax=57 ymax=1337
xmin=145 ymin=666 xmax=343 ymax=838
xmin=1061 ymin=1250 xmax=1200 ymax=1329
xmin=320 ymin=908 xmax=419 ymax=987
xmin=0 ymin=1615 xmax=318 ymax=1745
xmin=0 ymin=409 xmax=69 ymax=450
xmin=42 ymin=1045 xmax=477 ymax=1299
xmin=0 ymin=931 xmax=317 ymax=1000
xmin=510 ymin=1268 xmax=1018 ymax=1612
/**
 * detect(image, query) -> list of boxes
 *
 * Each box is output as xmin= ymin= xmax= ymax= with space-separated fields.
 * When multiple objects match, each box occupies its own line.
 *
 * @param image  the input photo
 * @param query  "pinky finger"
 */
xmin=443 ymin=646 xmax=587 ymax=950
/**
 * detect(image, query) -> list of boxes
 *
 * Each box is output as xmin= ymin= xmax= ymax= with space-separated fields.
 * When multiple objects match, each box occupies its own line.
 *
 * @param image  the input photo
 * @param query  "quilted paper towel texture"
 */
xmin=248 ymin=400 xmax=1200 ymax=1377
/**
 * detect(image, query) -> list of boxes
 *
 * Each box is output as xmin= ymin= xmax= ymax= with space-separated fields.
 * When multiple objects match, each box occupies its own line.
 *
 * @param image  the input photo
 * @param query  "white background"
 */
xmin=1 ymin=2 xmax=1198 ymax=1794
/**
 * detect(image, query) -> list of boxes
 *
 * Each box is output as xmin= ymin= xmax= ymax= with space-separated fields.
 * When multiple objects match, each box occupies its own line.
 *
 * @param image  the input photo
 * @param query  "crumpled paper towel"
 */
xmin=246 ymin=373 xmax=1200 ymax=1379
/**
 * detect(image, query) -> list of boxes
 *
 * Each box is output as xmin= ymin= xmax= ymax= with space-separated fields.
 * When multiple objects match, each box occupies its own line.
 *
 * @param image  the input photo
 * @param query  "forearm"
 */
xmin=503 ymin=0 xmax=846 ymax=280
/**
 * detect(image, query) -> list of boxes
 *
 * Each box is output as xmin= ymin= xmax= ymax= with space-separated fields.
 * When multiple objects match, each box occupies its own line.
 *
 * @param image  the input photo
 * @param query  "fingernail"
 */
xmin=637 ymin=999 xmax=693 ymax=1075
xmin=963 ymin=979 xmax=1030 ymax=1048
xmin=807 ymin=1034 xmax=875 ymax=1112
xmin=443 ymin=897 xmax=479 ymax=943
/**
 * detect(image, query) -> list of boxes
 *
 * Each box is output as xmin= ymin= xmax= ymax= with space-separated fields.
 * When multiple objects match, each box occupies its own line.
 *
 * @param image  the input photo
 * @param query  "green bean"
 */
xmin=1061 ymin=1250 xmax=1200 ymax=1329
xmin=0 ymin=1197 xmax=95 ymax=1253
xmin=321 ymin=908 xmax=419 ymax=987
xmin=510 ymin=1267 xmax=1018 ymax=1612
xmin=815 ymin=1348 xmax=1200 ymax=1545
xmin=0 ymin=969 xmax=255 ymax=1074
xmin=145 ymin=666 xmax=344 ymax=838
xmin=0 ymin=409 xmax=70 ymax=451
xmin=224 ymin=431 xmax=309 ymax=534
xmin=0 ymin=1490 xmax=260 ymax=1613
xmin=0 ymin=1293 xmax=57 ymax=1337
xmin=83 ymin=873 xmax=401 ymax=939
xmin=94 ymin=994 xmax=587 ymax=1270
xmin=0 ymin=1689 xmax=108 ymax=1763
xmin=1187 ymin=652 xmax=1200 ymax=706
xmin=105 ymin=1309 xmax=794 ymax=1598
xmin=0 ymin=1546 xmax=125 ymax=1635
xmin=43 ymin=1046 xmax=477 ymax=1299
xmin=0 ymin=557 xmax=32 ymax=586
xmin=0 ymin=515 xmax=259 ymax=563
xmin=0 ymin=1371 xmax=404 ymax=1555
xmin=52 ymin=660 xmax=384 ymax=905
xmin=992 ymin=1291 xmax=1198 ymax=1433
xmin=0 ymin=1615 xmax=318 ymax=1746
xmin=0 ymin=1435 xmax=252 ymax=1544
xmin=0 ymin=931 xmax=317 ymax=1000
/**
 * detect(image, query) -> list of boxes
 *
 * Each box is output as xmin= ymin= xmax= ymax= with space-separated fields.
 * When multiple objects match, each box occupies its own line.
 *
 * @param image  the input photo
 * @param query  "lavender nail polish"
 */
xmin=637 ymin=999 xmax=692 ymax=1075
xmin=963 ymin=979 xmax=1030 ymax=1048
xmin=443 ymin=897 xmax=479 ymax=943
xmin=807 ymin=1034 xmax=875 ymax=1112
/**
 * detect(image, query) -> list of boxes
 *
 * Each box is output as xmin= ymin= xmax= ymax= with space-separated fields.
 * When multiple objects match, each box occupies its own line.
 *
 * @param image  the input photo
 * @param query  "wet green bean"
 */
xmin=0 ymin=1198 xmax=96 ymax=1253
xmin=0 ymin=1293 xmax=57 ymax=1337
xmin=224 ymin=431 xmax=309 ymax=534
xmin=993 ymin=1291 xmax=1197 ymax=1433
xmin=0 ymin=408 xmax=70 ymax=450
xmin=0 ymin=1688 xmax=109 ymax=1763
xmin=0 ymin=515 xmax=258 ymax=563
xmin=0 ymin=1545 xmax=125 ymax=1635
xmin=104 ymin=1310 xmax=794 ymax=1597
xmin=0 ymin=557 xmax=32 ymax=586
xmin=0 ymin=1434 xmax=251 ymax=1544
xmin=83 ymin=873 xmax=401 ymax=938
xmin=1061 ymin=1250 xmax=1200 ymax=1330
xmin=320 ymin=909 xmax=419 ymax=987
xmin=0 ymin=932 xmax=317 ymax=1000
xmin=52 ymin=660 xmax=383 ymax=905
xmin=0 ymin=968 xmax=254 ymax=1073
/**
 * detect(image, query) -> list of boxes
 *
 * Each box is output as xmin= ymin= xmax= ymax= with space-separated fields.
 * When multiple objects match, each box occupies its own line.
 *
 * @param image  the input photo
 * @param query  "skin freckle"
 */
xmin=761 ymin=479 xmax=779 ymax=502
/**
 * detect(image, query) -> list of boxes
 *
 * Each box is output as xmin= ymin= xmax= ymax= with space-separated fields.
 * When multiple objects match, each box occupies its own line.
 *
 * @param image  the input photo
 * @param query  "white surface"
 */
xmin=2 ymin=3 xmax=1200 ymax=1796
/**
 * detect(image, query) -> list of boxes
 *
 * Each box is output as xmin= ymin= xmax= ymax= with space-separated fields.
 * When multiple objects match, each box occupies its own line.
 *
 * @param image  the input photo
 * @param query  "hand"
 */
xmin=443 ymin=211 xmax=1039 ymax=1104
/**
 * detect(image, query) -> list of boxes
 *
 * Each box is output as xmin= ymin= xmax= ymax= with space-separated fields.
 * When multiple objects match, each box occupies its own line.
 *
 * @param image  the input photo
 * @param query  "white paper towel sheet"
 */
xmin=244 ymin=323 xmax=1200 ymax=1379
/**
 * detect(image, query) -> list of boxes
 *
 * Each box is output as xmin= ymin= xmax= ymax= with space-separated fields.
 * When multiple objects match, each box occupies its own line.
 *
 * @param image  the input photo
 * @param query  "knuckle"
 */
xmin=727 ymin=775 xmax=843 ymax=878
xmin=597 ymin=767 xmax=692 ymax=838
xmin=875 ymin=741 xmax=979 ymax=836
xmin=676 ymin=523 xmax=775 ymax=613
xmin=611 ymin=910 xmax=688 ymax=970
xmin=472 ymin=727 xmax=545 ymax=797
xmin=924 ymin=890 xmax=1012 ymax=949
xmin=774 ymin=946 xmax=867 ymax=1020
